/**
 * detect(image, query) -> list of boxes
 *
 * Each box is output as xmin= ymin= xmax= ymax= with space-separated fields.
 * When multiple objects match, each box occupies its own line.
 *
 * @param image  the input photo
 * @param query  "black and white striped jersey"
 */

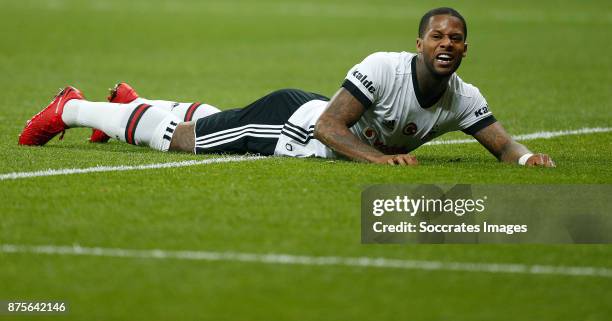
xmin=275 ymin=51 xmax=496 ymax=158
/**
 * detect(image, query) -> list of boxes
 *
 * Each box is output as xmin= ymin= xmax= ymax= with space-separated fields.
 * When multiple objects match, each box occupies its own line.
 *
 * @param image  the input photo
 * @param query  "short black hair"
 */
xmin=418 ymin=7 xmax=467 ymax=40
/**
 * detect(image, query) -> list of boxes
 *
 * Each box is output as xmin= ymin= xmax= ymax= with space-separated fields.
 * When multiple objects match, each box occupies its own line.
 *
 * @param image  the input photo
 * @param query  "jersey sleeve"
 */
xmin=458 ymin=87 xmax=497 ymax=135
xmin=341 ymin=53 xmax=393 ymax=108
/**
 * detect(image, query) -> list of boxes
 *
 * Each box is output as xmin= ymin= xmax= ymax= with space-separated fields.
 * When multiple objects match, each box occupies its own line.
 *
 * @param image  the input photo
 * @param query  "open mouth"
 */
xmin=435 ymin=53 xmax=454 ymax=65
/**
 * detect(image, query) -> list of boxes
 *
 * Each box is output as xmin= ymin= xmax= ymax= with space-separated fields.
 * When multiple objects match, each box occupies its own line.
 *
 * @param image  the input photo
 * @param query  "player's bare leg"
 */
xmin=169 ymin=122 xmax=196 ymax=153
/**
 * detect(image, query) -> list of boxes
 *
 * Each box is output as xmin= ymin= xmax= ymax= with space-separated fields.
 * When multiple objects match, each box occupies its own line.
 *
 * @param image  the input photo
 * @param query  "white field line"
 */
xmin=1 ymin=244 xmax=611 ymax=278
xmin=424 ymin=127 xmax=611 ymax=146
xmin=2 ymin=127 xmax=609 ymax=181
xmin=0 ymin=155 xmax=266 ymax=181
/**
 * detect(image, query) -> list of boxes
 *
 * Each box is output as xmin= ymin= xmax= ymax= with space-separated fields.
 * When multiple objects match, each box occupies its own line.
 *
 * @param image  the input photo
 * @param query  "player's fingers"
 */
xmin=395 ymin=155 xmax=417 ymax=166
xmin=541 ymin=154 xmax=556 ymax=167
xmin=400 ymin=154 xmax=418 ymax=165
xmin=535 ymin=154 xmax=544 ymax=165
xmin=387 ymin=158 xmax=396 ymax=166
xmin=527 ymin=154 xmax=555 ymax=168
xmin=406 ymin=155 xmax=418 ymax=165
xmin=525 ymin=154 xmax=541 ymax=166
xmin=395 ymin=156 xmax=408 ymax=166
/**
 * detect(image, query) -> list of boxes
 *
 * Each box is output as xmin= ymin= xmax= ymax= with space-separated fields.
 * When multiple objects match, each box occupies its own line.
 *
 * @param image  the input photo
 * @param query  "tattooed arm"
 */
xmin=314 ymin=88 xmax=417 ymax=165
xmin=473 ymin=122 xmax=555 ymax=167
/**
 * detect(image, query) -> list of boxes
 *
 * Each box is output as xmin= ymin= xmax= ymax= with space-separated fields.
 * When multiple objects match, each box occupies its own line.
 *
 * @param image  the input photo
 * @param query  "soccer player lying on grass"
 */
xmin=18 ymin=7 xmax=554 ymax=167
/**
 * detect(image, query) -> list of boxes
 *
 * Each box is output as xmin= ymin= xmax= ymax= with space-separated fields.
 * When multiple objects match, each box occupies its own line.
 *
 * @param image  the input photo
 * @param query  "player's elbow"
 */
xmin=314 ymin=115 xmax=340 ymax=143
xmin=315 ymin=112 xmax=355 ymax=144
xmin=313 ymin=117 xmax=327 ymax=141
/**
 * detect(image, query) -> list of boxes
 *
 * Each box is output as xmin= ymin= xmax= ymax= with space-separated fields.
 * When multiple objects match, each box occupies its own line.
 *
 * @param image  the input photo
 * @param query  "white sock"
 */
xmin=62 ymin=100 xmax=181 ymax=151
xmin=133 ymin=98 xmax=221 ymax=121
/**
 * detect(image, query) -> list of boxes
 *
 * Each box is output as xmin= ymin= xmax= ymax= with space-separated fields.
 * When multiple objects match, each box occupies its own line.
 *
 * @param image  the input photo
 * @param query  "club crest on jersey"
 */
xmin=363 ymin=127 xmax=378 ymax=140
xmin=402 ymin=122 xmax=418 ymax=136
xmin=352 ymin=69 xmax=376 ymax=93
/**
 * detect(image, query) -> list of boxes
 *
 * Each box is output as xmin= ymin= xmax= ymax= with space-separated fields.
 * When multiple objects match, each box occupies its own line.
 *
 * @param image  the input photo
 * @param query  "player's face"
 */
xmin=417 ymin=15 xmax=468 ymax=78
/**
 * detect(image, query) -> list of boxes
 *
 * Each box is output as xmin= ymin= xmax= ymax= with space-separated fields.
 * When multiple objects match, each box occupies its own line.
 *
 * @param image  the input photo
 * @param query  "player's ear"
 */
xmin=416 ymin=38 xmax=423 ymax=54
xmin=462 ymin=42 xmax=468 ymax=57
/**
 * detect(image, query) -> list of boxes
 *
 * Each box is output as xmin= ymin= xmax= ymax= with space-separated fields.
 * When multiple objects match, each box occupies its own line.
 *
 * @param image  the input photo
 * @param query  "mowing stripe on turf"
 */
xmin=424 ymin=126 xmax=611 ymax=146
xmin=1 ymin=244 xmax=611 ymax=278
xmin=2 ymin=127 xmax=610 ymax=181
xmin=0 ymin=155 xmax=265 ymax=181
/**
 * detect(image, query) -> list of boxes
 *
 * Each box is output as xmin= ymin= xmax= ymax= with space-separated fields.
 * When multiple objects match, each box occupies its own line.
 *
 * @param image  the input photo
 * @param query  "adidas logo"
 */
xmin=352 ymin=70 xmax=376 ymax=93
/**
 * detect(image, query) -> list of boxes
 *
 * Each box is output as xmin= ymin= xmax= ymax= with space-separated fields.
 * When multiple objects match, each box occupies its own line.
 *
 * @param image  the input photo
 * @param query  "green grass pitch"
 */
xmin=1 ymin=0 xmax=611 ymax=320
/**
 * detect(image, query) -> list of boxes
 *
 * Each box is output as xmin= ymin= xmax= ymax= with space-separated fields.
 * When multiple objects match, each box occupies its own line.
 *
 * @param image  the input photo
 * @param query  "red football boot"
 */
xmin=89 ymin=82 xmax=140 ymax=143
xmin=18 ymin=86 xmax=84 ymax=146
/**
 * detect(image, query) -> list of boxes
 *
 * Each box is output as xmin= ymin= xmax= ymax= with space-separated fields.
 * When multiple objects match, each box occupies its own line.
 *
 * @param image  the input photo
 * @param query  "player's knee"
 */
xmin=169 ymin=121 xmax=195 ymax=153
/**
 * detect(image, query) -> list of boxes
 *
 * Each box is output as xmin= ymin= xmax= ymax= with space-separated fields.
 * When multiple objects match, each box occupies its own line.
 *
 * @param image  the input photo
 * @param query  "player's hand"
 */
xmin=373 ymin=154 xmax=418 ymax=166
xmin=525 ymin=153 xmax=556 ymax=168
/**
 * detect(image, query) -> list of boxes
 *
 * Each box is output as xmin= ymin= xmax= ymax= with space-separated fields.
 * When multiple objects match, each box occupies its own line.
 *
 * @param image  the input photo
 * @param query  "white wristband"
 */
xmin=518 ymin=153 xmax=534 ymax=166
